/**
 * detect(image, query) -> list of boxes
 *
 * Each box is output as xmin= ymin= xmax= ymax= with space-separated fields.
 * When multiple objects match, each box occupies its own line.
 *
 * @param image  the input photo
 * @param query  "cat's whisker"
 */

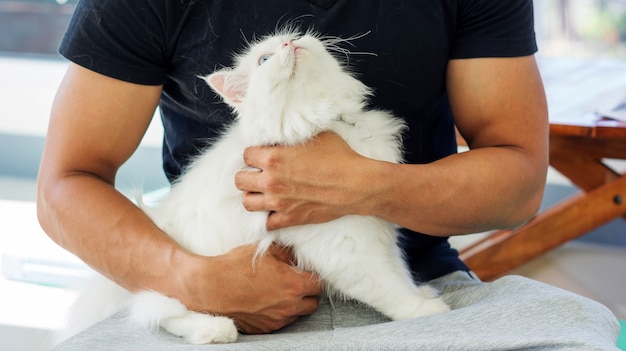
xmin=319 ymin=31 xmax=371 ymax=47
xmin=276 ymin=14 xmax=313 ymax=36
xmin=322 ymin=44 xmax=377 ymax=66
xmin=342 ymin=51 xmax=378 ymax=57
xmin=318 ymin=32 xmax=378 ymax=64
xmin=239 ymin=29 xmax=250 ymax=47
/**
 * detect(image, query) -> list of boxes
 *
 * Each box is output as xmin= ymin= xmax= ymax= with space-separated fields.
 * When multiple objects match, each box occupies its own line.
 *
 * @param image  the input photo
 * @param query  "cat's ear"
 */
xmin=201 ymin=70 xmax=247 ymax=106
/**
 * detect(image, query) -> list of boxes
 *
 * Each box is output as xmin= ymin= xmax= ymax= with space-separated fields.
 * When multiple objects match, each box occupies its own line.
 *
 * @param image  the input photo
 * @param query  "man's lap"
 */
xmin=50 ymin=271 xmax=621 ymax=350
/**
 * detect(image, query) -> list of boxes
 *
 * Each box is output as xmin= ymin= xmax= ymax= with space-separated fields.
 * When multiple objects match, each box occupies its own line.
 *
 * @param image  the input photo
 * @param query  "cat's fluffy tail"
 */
xmin=54 ymin=275 xmax=131 ymax=345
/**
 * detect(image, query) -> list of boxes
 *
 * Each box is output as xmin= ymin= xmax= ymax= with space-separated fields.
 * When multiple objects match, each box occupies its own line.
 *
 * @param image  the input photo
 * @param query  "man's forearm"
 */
xmin=36 ymin=173 xmax=194 ymax=295
xmin=372 ymin=145 xmax=547 ymax=236
xmin=36 ymin=174 xmax=324 ymax=333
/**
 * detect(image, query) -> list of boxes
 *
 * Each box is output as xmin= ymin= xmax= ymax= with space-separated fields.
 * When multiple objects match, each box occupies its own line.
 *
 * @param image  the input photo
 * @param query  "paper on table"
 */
xmin=538 ymin=57 xmax=626 ymax=125
xmin=597 ymin=101 xmax=626 ymax=122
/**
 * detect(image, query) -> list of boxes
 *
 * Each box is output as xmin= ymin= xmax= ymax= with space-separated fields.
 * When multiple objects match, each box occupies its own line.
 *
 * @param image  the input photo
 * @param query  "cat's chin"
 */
xmin=238 ymin=103 xmax=335 ymax=146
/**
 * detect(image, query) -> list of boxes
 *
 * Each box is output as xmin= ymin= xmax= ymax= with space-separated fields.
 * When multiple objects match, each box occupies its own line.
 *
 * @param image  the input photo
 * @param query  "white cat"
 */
xmin=69 ymin=31 xmax=450 ymax=345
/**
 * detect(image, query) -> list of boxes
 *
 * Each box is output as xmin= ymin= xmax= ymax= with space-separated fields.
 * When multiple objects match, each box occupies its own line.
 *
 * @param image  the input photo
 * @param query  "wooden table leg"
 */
xmin=459 ymin=174 xmax=626 ymax=281
xmin=550 ymin=135 xmax=626 ymax=220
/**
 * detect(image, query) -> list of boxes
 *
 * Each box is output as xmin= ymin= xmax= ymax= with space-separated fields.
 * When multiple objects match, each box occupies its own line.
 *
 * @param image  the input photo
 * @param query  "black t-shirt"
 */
xmin=59 ymin=0 xmax=537 ymax=281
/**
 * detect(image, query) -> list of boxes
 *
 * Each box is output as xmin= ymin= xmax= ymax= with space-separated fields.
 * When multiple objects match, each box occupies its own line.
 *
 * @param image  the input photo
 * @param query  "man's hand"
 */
xmin=184 ymin=243 xmax=323 ymax=334
xmin=235 ymin=132 xmax=378 ymax=230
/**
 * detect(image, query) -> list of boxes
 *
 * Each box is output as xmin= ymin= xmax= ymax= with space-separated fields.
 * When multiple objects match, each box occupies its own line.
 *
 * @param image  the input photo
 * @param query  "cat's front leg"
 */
xmin=129 ymin=290 xmax=238 ymax=344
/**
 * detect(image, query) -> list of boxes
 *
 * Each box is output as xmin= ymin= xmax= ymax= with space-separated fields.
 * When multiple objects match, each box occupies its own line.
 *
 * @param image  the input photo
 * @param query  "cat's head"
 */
xmin=202 ymin=31 xmax=371 ymax=145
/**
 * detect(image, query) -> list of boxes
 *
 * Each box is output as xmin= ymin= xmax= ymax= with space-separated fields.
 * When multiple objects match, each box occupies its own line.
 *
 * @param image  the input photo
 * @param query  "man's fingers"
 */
xmin=267 ymin=244 xmax=325 ymax=296
xmin=242 ymin=145 xmax=261 ymax=168
xmin=236 ymin=146 xmax=270 ymax=194
xmin=295 ymin=269 xmax=324 ymax=298
xmin=234 ymin=167 xmax=261 ymax=193
xmin=240 ymin=191 xmax=262 ymax=211
xmin=298 ymin=296 xmax=321 ymax=316
xmin=266 ymin=211 xmax=290 ymax=231
xmin=267 ymin=244 xmax=295 ymax=264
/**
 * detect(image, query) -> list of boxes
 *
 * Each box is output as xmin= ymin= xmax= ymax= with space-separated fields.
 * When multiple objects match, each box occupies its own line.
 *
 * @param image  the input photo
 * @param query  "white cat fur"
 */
xmin=68 ymin=31 xmax=450 ymax=345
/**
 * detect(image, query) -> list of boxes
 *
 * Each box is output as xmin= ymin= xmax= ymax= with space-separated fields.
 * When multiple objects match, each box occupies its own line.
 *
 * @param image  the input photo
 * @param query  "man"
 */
xmin=38 ymin=1 xmax=620 ymax=349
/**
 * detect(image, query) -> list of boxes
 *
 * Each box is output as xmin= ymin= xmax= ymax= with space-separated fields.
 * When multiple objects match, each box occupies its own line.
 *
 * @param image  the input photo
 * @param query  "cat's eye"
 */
xmin=258 ymin=54 xmax=273 ymax=65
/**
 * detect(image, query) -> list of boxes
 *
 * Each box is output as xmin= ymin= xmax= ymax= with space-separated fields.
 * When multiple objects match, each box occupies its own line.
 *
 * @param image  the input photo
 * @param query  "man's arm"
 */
xmin=37 ymin=63 xmax=322 ymax=333
xmin=235 ymin=55 xmax=549 ymax=235
xmin=384 ymin=55 xmax=549 ymax=234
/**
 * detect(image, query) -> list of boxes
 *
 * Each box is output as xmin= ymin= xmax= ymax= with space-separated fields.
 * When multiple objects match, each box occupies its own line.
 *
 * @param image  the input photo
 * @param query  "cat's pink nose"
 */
xmin=283 ymin=40 xmax=301 ymax=52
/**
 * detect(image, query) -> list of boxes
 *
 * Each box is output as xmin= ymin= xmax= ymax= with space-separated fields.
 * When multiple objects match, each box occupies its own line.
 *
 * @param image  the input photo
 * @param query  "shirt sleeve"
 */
xmin=58 ymin=0 xmax=171 ymax=85
xmin=451 ymin=0 xmax=537 ymax=59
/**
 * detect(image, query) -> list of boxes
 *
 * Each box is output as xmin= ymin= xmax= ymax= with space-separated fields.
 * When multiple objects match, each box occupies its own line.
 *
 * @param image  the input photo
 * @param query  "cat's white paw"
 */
xmin=389 ymin=291 xmax=450 ymax=320
xmin=413 ymin=297 xmax=450 ymax=317
xmin=162 ymin=313 xmax=238 ymax=344
xmin=187 ymin=315 xmax=238 ymax=344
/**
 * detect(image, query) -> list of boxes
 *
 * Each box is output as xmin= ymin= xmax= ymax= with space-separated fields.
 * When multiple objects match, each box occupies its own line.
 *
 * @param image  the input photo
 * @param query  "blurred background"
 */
xmin=3 ymin=0 xmax=626 ymax=57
